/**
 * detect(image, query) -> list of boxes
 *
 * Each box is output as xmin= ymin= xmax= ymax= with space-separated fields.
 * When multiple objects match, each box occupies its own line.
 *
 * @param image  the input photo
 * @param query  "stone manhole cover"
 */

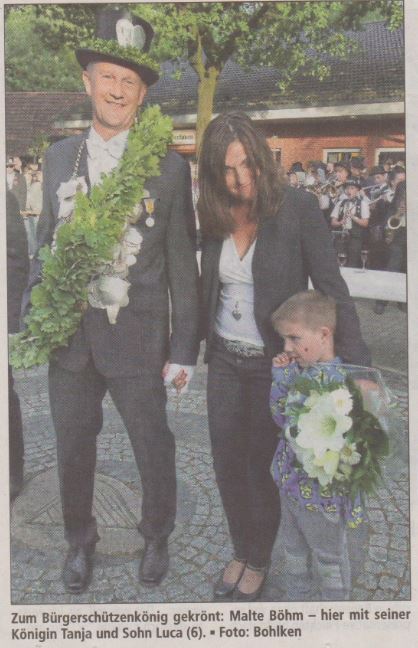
xmin=11 ymin=467 xmax=191 ymax=556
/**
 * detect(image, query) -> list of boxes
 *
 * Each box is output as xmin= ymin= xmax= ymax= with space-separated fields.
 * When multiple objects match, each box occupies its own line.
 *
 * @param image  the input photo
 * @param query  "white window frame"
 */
xmin=270 ymin=148 xmax=281 ymax=164
xmin=323 ymin=148 xmax=361 ymax=163
xmin=375 ymin=147 xmax=405 ymax=165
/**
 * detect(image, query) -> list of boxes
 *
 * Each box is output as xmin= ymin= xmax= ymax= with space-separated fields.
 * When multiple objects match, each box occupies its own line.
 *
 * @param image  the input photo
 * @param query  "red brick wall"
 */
xmin=263 ymin=116 xmax=405 ymax=171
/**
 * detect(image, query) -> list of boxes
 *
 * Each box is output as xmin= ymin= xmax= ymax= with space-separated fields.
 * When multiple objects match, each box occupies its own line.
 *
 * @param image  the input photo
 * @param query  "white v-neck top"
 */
xmin=214 ymin=235 xmax=264 ymax=346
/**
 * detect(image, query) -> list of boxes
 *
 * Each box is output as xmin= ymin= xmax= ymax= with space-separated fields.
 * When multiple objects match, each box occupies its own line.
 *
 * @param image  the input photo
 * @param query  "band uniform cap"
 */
xmin=370 ymin=165 xmax=386 ymax=176
xmin=334 ymin=161 xmax=350 ymax=172
xmin=350 ymin=157 xmax=365 ymax=169
xmin=75 ymin=7 xmax=159 ymax=86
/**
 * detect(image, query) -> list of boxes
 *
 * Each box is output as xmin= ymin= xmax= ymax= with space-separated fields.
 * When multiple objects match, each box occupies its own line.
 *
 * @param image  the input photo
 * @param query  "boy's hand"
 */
xmin=354 ymin=378 xmax=378 ymax=392
xmin=272 ymin=352 xmax=290 ymax=368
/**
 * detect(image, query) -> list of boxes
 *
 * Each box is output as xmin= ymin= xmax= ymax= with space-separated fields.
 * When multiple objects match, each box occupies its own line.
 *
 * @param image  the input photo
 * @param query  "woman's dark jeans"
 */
xmin=207 ymin=341 xmax=280 ymax=568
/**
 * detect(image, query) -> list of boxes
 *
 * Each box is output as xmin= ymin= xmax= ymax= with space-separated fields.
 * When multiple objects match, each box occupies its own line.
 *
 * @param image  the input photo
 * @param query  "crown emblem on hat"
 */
xmin=116 ymin=19 xmax=146 ymax=50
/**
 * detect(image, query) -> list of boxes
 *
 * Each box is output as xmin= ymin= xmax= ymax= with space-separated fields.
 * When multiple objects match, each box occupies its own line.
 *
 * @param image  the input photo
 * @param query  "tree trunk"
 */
xmin=195 ymin=65 xmax=220 ymax=157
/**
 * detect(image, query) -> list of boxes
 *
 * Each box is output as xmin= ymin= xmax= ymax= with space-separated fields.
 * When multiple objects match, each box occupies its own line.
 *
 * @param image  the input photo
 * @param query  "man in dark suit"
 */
xmin=7 ymin=191 xmax=29 ymax=501
xmin=31 ymin=8 xmax=199 ymax=593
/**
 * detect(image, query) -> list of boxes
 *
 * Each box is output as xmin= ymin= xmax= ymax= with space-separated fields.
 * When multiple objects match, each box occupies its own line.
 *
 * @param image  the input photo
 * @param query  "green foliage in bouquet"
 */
xmin=284 ymin=370 xmax=390 ymax=502
xmin=9 ymin=105 xmax=172 ymax=369
xmin=344 ymin=376 xmax=389 ymax=500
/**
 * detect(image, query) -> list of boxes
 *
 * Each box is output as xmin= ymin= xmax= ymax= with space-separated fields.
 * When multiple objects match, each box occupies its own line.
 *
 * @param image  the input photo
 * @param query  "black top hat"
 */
xmin=75 ymin=8 xmax=159 ymax=86
xmin=343 ymin=179 xmax=361 ymax=189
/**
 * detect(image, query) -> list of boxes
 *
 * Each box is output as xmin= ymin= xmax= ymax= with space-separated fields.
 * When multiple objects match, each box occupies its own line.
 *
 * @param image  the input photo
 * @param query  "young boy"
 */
xmin=270 ymin=290 xmax=363 ymax=601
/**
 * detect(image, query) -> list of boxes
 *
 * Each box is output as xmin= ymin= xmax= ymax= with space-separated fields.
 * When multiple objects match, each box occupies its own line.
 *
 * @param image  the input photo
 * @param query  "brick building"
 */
xmin=5 ymin=21 xmax=404 ymax=171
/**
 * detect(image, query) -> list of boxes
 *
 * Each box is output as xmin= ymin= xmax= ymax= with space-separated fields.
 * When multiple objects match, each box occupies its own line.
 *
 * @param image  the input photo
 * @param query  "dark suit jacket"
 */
xmin=200 ymin=187 xmax=371 ymax=366
xmin=6 ymin=191 xmax=29 ymax=333
xmin=33 ymin=132 xmax=200 ymax=377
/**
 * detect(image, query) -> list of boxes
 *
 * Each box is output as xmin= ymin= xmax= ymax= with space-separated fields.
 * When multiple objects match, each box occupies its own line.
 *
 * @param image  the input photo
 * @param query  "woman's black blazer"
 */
xmin=200 ymin=187 xmax=371 ymax=366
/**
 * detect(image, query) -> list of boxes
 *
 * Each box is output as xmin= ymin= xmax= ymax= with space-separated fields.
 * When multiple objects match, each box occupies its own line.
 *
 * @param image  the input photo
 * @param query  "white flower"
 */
xmin=296 ymin=392 xmax=352 ymax=457
xmin=123 ymin=227 xmax=143 ymax=254
xmin=329 ymin=387 xmax=353 ymax=415
xmin=304 ymin=390 xmax=321 ymax=408
xmin=302 ymin=450 xmax=340 ymax=486
xmin=340 ymin=443 xmax=361 ymax=466
xmin=56 ymin=176 xmax=88 ymax=220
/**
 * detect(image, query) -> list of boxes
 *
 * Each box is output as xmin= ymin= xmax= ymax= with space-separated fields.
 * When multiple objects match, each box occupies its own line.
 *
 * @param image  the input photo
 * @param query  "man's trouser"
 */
xmin=49 ymin=358 xmax=176 ymax=548
xmin=9 ymin=365 xmax=24 ymax=482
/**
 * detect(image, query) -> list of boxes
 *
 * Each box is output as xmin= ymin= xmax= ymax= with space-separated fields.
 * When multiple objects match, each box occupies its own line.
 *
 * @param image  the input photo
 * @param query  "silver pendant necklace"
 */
xmin=230 ymin=224 xmax=257 ymax=322
xmin=232 ymin=301 xmax=242 ymax=321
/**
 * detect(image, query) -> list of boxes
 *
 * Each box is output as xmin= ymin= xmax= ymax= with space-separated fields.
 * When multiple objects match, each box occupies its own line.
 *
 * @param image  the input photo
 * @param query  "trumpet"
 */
xmin=367 ymin=189 xmax=393 ymax=204
xmin=360 ymin=183 xmax=381 ymax=192
xmin=305 ymin=180 xmax=341 ymax=197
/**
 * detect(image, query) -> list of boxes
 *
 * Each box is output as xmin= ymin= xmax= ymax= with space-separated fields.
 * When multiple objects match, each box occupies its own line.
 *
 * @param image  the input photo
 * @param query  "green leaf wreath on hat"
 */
xmin=10 ymin=105 xmax=173 ymax=370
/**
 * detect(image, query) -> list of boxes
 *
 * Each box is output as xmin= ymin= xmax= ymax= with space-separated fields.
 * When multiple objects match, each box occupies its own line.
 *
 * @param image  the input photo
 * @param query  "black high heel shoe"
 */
xmin=213 ymin=558 xmax=246 ymax=600
xmin=232 ymin=563 xmax=269 ymax=602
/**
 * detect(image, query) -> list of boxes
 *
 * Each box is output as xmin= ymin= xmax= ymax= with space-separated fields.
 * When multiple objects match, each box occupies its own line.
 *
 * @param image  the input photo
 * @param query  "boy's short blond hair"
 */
xmin=271 ymin=290 xmax=337 ymax=332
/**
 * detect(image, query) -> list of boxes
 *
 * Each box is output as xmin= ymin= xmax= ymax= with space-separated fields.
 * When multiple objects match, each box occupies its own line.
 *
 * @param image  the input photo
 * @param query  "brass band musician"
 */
xmin=330 ymin=179 xmax=370 ymax=268
xmin=374 ymin=178 xmax=407 ymax=314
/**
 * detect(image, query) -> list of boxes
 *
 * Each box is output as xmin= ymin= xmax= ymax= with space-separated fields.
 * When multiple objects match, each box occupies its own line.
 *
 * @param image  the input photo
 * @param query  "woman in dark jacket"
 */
xmin=198 ymin=112 xmax=370 ymax=601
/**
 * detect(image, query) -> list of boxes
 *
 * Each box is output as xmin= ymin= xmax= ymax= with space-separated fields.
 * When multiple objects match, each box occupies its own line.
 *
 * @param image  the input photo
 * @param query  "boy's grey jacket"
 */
xmin=200 ymin=187 xmax=371 ymax=366
xmin=35 ymin=132 xmax=200 ymax=377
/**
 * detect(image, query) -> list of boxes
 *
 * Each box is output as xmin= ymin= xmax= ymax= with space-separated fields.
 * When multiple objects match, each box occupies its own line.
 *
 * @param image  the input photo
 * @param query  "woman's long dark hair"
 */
xmin=197 ymin=111 xmax=285 ymax=239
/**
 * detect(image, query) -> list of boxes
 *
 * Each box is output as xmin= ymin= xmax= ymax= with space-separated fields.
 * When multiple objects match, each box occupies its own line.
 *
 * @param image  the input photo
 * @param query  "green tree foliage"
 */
xmin=134 ymin=1 xmax=403 ymax=149
xmin=5 ymin=1 xmax=403 ymax=147
xmin=27 ymin=133 xmax=51 ymax=163
xmin=5 ymin=6 xmax=84 ymax=91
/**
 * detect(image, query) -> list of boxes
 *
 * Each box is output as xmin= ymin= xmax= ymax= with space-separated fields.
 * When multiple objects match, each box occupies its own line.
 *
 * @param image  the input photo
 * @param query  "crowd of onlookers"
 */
xmin=6 ymin=156 xmax=43 ymax=259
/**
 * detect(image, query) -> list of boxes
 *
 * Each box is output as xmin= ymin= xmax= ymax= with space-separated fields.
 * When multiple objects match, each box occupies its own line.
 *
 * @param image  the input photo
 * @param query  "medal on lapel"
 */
xmin=144 ymin=196 xmax=156 ymax=227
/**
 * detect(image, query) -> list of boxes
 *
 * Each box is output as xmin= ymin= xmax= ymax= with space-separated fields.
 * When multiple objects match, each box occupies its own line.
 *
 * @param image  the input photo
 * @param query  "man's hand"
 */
xmin=162 ymin=362 xmax=194 ymax=394
xmin=272 ymin=352 xmax=291 ymax=368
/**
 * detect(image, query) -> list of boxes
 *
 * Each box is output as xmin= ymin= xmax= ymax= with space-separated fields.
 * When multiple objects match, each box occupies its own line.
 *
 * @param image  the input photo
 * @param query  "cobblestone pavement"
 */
xmin=10 ymin=298 xmax=409 ymax=604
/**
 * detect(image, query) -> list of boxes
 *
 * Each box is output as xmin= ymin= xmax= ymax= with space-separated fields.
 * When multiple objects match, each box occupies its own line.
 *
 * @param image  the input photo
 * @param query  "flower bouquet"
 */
xmin=283 ymin=365 xmax=392 ymax=501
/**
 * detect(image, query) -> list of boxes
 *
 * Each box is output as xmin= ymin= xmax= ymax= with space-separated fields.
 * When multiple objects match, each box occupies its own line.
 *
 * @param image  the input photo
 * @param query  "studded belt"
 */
xmin=214 ymin=334 xmax=265 ymax=358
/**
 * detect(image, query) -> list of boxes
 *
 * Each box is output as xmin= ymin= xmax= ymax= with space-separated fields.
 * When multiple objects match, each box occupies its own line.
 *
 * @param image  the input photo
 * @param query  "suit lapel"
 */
xmin=203 ymin=238 xmax=222 ymax=334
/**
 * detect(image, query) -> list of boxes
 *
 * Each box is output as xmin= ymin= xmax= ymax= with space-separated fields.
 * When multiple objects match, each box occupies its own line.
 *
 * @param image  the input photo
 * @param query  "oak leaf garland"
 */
xmin=10 ymin=105 xmax=172 ymax=369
